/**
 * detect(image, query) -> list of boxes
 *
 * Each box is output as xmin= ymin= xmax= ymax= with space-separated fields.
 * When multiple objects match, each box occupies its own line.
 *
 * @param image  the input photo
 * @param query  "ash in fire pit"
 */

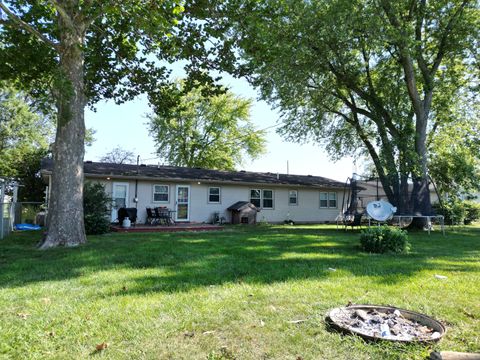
xmin=327 ymin=305 xmax=446 ymax=343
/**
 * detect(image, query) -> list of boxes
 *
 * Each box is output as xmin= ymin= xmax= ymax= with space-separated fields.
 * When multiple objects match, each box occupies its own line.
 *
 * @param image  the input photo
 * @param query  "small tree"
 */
xmin=83 ymin=182 xmax=111 ymax=235
xmin=148 ymin=82 xmax=266 ymax=170
xmin=0 ymin=84 xmax=54 ymax=201
xmin=100 ymin=146 xmax=136 ymax=165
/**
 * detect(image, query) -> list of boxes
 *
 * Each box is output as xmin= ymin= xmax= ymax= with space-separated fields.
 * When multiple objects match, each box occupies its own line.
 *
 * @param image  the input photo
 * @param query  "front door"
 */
xmin=112 ymin=182 xmax=129 ymax=222
xmin=175 ymin=185 xmax=190 ymax=222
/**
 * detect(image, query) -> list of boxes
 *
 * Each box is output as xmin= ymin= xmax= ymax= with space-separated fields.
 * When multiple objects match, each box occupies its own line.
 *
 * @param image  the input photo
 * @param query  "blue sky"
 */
xmin=84 ymin=73 xmax=357 ymax=182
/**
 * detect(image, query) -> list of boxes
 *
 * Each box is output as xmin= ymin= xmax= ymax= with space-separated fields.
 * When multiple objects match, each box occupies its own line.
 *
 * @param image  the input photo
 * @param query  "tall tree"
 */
xmin=202 ymin=0 xmax=479 ymax=218
xmin=148 ymin=82 xmax=266 ymax=170
xmin=0 ymin=1 xmax=213 ymax=248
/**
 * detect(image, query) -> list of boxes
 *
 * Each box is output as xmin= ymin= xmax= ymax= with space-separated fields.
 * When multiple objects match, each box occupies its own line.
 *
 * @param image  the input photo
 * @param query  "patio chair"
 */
xmin=146 ymin=207 xmax=159 ymax=225
xmin=155 ymin=207 xmax=172 ymax=226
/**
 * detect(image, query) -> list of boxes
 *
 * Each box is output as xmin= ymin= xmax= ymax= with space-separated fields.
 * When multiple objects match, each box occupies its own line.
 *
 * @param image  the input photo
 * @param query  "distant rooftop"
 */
xmin=41 ymin=159 xmax=344 ymax=188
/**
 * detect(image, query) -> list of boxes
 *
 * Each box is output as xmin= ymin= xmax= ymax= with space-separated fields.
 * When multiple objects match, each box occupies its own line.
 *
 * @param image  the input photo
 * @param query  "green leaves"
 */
xmin=83 ymin=182 xmax=111 ymax=235
xmin=0 ymin=85 xmax=53 ymax=173
xmin=148 ymin=81 xmax=266 ymax=170
xmin=0 ymin=0 xmax=214 ymax=106
xmin=0 ymin=83 xmax=54 ymax=200
xmin=202 ymin=0 xmax=479 ymax=209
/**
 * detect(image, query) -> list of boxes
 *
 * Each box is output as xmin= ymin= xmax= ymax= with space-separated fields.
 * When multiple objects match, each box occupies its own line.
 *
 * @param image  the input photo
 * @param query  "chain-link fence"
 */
xmin=0 ymin=202 xmax=45 ymax=239
xmin=13 ymin=202 xmax=45 ymax=226
xmin=0 ymin=202 xmax=13 ymax=239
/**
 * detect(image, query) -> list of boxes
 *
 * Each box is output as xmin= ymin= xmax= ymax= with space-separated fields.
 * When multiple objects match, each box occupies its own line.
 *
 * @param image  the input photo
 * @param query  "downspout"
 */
xmin=134 ymin=155 xmax=139 ymax=209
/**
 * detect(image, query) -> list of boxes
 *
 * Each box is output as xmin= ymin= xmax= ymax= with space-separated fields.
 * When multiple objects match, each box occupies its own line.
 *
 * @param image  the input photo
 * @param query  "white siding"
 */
xmin=88 ymin=176 xmax=345 ymax=224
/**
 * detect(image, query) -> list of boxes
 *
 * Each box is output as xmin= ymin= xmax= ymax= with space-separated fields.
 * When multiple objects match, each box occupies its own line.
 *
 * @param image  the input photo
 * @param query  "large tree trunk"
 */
xmin=411 ymin=108 xmax=432 ymax=216
xmin=409 ymin=105 xmax=433 ymax=229
xmin=39 ymin=8 xmax=86 ymax=249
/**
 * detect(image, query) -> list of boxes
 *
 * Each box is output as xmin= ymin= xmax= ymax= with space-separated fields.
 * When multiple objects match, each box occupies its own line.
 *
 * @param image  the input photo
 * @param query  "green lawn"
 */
xmin=0 ymin=225 xmax=479 ymax=359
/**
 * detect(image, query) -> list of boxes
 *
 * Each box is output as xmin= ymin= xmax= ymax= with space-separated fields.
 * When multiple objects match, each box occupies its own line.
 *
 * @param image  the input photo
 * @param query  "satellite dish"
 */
xmin=366 ymin=200 xmax=397 ymax=222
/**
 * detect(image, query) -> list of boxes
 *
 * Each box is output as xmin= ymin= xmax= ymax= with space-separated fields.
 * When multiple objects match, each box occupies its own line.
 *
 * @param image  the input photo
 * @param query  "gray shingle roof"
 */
xmin=41 ymin=158 xmax=344 ymax=188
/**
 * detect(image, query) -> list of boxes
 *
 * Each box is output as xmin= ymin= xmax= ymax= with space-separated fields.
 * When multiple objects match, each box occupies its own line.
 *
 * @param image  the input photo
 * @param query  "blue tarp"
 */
xmin=15 ymin=223 xmax=41 ymax=231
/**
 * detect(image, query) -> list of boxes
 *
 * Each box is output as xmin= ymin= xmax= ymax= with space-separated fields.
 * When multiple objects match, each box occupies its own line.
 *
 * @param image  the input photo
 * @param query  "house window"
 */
xmin=153 ymin=185 xmax=169 ymax=202
xmin=263 ymin=190 xmax=273 ymax=209
xmin=250 ymin=189 xmax=274 ymax=209
xmin=208 ymin=187 xmax=221 ymax=203
xmin=250 ymin=189 xmax=261 ymax=208
xmin=320 ymin=192 xmax=337 ymax=208
xmin=320 ymin=192 xmax=328 ymax=208
xmin=329 ymin=192 xmax=337 ymax=208
xmin=289 ymin=190 xmax=298 ymax=205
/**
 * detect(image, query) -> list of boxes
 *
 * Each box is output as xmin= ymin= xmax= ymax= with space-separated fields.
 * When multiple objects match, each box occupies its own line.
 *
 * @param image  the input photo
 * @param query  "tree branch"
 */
xmin=82 ymin=0 xmax=122 ymax=29
xmin=331 ymin=105 xmax=395 ymax=201
xmin=430 ymin=0 xmax=470 ymax=75
xmin=326 ymin=60 xmax=399 ymax=138
xmin=379 ymin=0 xmax=423 ymax=119
xmin=415 ymin=0 xmax=431 ymax=86
xmin=46 ymin=0 xmax=76 ymax=31
xmin=0 ymin=2 xmax=58 ymax=50
xmin=407 ymin=0 xmax=417 ymax=20
xmin=332 ymin=90 xmax=376 ymax=120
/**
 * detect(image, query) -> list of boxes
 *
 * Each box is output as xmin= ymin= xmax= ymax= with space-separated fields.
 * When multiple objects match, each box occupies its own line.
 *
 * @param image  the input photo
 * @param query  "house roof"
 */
xmin=40 ymin=159 xmax=345 ymax=189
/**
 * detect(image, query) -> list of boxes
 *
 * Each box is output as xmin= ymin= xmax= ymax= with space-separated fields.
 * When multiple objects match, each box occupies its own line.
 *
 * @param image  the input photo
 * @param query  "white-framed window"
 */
xmin=250 ymin=189 xmax=274 ymax=209
xmin=263 ymin=189 xmax=273 ymax=208
xmin=320 ymin=192 xmax=337 ymax=208
xmin=329 ymin=192 xmax=337 ymax=208
xmin=320 ymin=192 xmax=328 ymax=208
xmin=153 ymin=184 xmax=169 ymax=202
xmin=288 ymin=190 xmax=298 ymax=205
xmin=208 ymin=187 xmax=221 ymax=203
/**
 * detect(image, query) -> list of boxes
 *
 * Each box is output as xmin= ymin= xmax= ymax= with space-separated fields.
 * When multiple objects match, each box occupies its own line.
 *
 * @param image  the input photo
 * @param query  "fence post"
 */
xmin=9 ymin=202 xmax=14 ymax=233
xmin=0 ymin=203 xmax=4 ymax=240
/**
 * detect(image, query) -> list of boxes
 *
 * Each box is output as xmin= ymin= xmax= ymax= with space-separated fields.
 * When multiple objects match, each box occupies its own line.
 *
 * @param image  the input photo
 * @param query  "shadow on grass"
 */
xmin=0 ymin=225 xmax=479 ymax=294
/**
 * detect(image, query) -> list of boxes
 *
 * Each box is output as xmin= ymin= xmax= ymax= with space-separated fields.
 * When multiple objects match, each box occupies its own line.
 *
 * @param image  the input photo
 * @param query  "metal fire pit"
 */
xmin=326 ymin=305 xmax=446 ymax=343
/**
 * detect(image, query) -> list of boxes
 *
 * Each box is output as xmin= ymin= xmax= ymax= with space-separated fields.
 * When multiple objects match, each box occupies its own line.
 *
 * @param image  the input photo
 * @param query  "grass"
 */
xmin=0 ymin=225 xmax=479 ymax=359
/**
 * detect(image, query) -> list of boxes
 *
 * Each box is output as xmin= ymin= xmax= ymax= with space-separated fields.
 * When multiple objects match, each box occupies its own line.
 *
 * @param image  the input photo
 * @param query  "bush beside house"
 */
xmin=84 ymin=182 xmax=111 ymax=235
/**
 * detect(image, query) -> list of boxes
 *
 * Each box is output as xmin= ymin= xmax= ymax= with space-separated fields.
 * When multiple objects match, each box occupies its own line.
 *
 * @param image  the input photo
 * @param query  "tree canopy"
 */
xmin=428 ymin=107 xmax=480 ymax=198
xmin=0 ymin=84 xmax=54 ymax=201
xmin=202 ymin=0 xmax=479 ymax=216
xmin=148 ymin=82 xmax=266 ymax=170
xmin=0 ymin=0 xmax=215 ymax=248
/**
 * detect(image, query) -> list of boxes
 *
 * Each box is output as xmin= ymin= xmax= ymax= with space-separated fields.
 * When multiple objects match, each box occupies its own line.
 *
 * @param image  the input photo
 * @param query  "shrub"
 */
xmin=433 ymin=199 xmax=465 ymax=225
xmin=464 ymin=201 xmax=480 ymax=225
xmin=84 ymin=182 xmax=111 ymax=235
xmin=433 ymin=199 xmax=480 ymax=225
xmin=360 ymin=226 xmax=410 ymax=254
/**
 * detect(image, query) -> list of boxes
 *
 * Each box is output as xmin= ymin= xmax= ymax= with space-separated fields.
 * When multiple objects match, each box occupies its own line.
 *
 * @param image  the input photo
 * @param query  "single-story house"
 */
xmin=40 ymin=159 xmax=346 ymax=224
